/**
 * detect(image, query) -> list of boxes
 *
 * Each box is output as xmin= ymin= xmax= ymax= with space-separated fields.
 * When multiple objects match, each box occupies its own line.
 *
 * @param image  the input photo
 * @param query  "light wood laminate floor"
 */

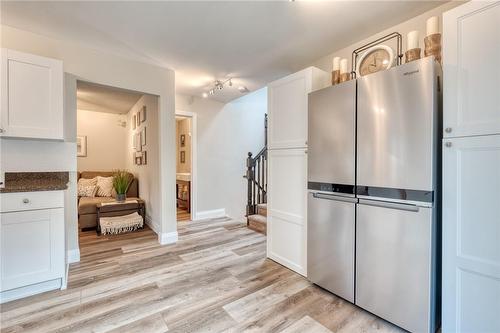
xmin=0 ymin=217 xmax=404 ymax=333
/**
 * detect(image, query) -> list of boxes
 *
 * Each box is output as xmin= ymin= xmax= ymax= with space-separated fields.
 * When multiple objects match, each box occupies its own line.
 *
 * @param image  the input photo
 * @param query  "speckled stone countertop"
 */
xmin=0 ymin=172 xmax=69 ymax=193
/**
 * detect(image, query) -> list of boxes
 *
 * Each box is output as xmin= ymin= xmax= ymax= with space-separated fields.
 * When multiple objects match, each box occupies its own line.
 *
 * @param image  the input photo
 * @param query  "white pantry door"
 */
xmin=443 ymin=2 xmax=500 ymax=138
xmin=442 ymin=135 xmax=500 ymax=333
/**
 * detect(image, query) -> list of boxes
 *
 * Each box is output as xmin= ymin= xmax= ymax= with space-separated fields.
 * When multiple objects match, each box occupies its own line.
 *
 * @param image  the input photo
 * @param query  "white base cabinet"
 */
xmin=0 ymin=191 xmax=66 ymax=303
xmin=267 ymin=148 xmax=308 ymax=275
xmin=1 ymin=48 xmax=63 ymax=140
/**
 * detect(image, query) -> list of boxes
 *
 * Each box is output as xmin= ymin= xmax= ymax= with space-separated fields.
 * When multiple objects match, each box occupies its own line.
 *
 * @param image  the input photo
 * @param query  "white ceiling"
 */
xmin=77 ymin=81 xmax=142 ymax=114
xmin=1 ymin=1 xmax=443 ymax=103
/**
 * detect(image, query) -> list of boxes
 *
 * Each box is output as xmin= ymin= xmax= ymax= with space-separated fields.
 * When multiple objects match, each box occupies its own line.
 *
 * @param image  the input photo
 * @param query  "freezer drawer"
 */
xmin=356 ymin=199 xmax=435 ymax=333
xmin=307 ymin=192 xmax=356 ymax=302
xmin=308 ymin=81 xmax=355 ymax=188
xmin=357 ymin=57 xmax=439 ymax=193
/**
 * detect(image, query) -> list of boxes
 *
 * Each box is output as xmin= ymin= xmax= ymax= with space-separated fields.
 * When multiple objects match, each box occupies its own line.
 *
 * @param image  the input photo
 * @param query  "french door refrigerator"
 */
xmin=307 ymin=80 xmax=356 ymax=303
xmin=356 ymin=57 xmax=440 ymax=333
xmin=307 ymin=57 xmax=440 ymax=333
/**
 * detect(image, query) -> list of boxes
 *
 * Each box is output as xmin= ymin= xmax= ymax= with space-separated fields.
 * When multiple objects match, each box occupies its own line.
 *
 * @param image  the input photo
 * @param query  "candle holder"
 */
xmin=331 ymin=70 xmax=340 ymax=85
xmin=339 ymin=73 xmax=350 ymax=83
xmin=424 ymin=33 xmax=442 ymax=64
xmin=405 ymin=48 xmax=421 ymax=63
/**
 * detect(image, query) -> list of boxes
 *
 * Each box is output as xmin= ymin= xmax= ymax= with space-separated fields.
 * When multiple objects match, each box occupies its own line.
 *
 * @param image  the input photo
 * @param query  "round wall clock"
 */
xmin=356 ymin=45 xmax=395 ymax=77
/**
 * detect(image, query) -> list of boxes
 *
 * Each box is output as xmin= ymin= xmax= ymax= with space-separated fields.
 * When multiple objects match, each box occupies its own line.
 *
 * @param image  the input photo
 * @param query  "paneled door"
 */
xmin=443 ymin=2 xmax=500 ymax=138
xmin=1 ymin=48 xmax=63 ymax=140
xmin=267 ymin=148 xmax=307 ymax=275
xmin=442 ymin=135 xmax=500 ymax=333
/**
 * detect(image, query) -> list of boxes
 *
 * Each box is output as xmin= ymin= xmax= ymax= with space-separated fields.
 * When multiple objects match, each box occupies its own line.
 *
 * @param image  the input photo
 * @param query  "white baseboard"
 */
xmin=0 ymin=279 xmax=62 ymax=304
xmin=160 ymin=231 xmax=178 ymax=245
xmin=194 ymin=208 xmax=226 ymax=220
xmin=67 ymin=248 xmax=80 ymax=264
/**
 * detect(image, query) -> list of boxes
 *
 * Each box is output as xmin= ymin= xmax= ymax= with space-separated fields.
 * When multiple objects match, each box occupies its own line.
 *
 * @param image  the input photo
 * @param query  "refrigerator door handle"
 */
xmin=358 ymin=198 xmax=419 ymax=212
xmin=312 ymin=192 xmax=358 ymax=204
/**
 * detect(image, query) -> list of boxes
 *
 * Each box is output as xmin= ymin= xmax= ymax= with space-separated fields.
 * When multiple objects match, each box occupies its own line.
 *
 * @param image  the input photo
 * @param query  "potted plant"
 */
xmin=113 ymin=170 xmax=130 ymax=202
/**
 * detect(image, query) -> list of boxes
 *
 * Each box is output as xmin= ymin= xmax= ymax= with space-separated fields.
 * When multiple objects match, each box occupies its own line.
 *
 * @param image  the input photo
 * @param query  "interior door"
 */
xmin=443 ymin=2 xmax=500 ymax=138
xmin=442 ymin=135 xmax=500 ymax=333
xmin=308 ymin=192 xmax=355 ymax=302
xmin=356 ymin=200 xmax=434 ymax=333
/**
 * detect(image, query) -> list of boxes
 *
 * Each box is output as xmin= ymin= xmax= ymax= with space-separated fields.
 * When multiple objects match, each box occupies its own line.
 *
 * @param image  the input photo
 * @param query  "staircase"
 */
xmin=248 ymin=203 xmax=267 ymax=235
xmin=245 ymin=114 xmax=267 ymax=235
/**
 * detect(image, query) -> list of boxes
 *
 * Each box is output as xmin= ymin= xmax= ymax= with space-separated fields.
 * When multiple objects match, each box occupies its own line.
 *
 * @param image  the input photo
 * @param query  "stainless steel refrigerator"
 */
xmin=307 ymin=80 xmax=356 ymax=303
xmin=307 ymin=57 xmax=440 ymax=333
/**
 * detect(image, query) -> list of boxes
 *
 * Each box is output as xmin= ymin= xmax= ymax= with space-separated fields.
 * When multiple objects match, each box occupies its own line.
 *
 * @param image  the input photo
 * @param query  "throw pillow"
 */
xmin=78 ymin=185 xmax=98 ymax=197
xmin=77 ymin=177 xmax=97 ymax=197
xmin=96 ymin=176 xmax=114 ymax=197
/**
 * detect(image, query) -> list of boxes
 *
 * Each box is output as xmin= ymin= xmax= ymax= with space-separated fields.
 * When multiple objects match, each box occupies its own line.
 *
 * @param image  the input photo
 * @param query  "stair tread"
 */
xmin=248 ymin=214 xmax=267 ymax=224
xmin=256 ymin=203 xmax=267 ymax=209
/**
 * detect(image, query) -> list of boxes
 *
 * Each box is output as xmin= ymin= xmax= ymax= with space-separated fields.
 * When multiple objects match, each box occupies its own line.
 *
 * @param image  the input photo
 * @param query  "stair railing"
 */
xmin=244 ymin=147 xmax=267 ymax=221
xmin=244 ymin=114 xmax=268 ymax=224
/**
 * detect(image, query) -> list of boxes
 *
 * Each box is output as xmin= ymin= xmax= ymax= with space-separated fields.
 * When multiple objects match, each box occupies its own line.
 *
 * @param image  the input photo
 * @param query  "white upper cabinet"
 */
xmin=443 ymin=2 xmax=500 ymax=138
xmin=268 ymin=67 xmax=329 ymax=149
xmin=1 ymin=49 xmax=64 ymax=140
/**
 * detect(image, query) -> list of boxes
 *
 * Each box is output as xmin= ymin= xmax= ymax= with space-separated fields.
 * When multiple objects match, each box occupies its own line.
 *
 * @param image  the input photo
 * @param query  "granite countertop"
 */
xmin=0 ymin=172 xmax=69 ymax=193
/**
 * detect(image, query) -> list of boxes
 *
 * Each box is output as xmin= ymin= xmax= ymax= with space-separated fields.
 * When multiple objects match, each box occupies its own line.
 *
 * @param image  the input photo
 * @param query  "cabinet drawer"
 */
xmin=0 ymin=191 xmax=64 ymax=213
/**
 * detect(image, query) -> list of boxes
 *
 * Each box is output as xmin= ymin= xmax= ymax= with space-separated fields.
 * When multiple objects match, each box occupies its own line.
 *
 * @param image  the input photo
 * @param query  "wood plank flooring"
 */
xmin=0 ymin=217 xmax=404 ymax=333
xmin=177 ymin=207 xmax=191 ymax=221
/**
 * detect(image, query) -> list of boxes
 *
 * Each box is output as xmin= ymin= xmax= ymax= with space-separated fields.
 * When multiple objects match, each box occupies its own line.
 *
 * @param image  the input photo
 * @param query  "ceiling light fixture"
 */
xmin=238 ymin=86 xmax=249 ymax=93
xmin=202 ymin=78 xmax=241 ymax=98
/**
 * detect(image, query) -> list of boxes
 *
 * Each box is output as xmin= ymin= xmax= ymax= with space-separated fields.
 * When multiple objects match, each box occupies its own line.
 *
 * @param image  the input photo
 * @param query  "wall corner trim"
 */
xmin=67 ymin=249 xmax=80 ymax=264
xmin=194 ymin=208 xmax=226 ymax=221
xmin=160 ymin=231 xmax=178 ymax=245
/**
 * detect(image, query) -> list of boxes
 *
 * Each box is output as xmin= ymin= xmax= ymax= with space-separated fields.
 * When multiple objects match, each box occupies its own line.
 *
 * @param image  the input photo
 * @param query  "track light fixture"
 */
xmin=202 ymin=78 xmax=244 ymax=98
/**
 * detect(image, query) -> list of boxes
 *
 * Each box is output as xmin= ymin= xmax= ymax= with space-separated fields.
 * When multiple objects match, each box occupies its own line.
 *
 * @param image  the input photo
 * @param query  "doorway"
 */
xmin=175 ymin=110 xmax=197 ymax=221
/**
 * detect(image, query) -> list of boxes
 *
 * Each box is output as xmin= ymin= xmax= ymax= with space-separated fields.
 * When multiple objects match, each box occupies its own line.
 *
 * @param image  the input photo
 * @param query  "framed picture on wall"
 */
xmin=141 ymin=127 xmax=146 ymax=146
xmin=140 ymin=106 xmax=147 ymax=123
xmin=132 ymin=114 xmax=137 ymax=130
xmin=142 ymin=151 xmax=147 ymax=165
xmin=135 ymin=133 xmax=142 ymax=152
xmin=77 ymin=136 xmax=87 ymax=157
xmin=180 ymin=150 xmax=185 ymax=163
xmin=135 ymin=151 xmax=142 ymax=165
xmin=136 ymin=112 xmax=141 ymax=127
xmin=180 ymin=134 xmax=185 ymax=147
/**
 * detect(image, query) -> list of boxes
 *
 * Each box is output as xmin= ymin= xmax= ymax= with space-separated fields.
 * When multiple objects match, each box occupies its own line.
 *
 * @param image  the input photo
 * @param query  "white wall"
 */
xmin=176 ymin=88 xmax=267 ymax=221
xmin=126 ymin=95 xmax=161 ymax=233
xmin=77 ymin=110 xmax=128 ymax=171
xmin=311 ymin=2 xmax=461 ymax=73
xmin=0 ymin=25 xmax=176 ymax=252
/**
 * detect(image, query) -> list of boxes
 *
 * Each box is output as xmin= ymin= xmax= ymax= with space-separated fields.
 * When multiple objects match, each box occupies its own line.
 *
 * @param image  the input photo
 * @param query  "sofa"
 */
xmin=78 ymin=171 xmax=139 ymax=230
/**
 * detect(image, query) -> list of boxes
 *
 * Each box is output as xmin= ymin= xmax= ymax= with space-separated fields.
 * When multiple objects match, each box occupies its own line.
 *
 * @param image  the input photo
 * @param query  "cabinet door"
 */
xmin=442 ymin=135 xmax=500 ymax=333
xmin=1 ymin=49 xmax=63 ymax=139
xmin=267 ymin=148 xmax=307 ymax=275
xmin=443 ymin=2 xmax=500 ymax=137
xmin=0 ymin=208 xmax=65 ymax=291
